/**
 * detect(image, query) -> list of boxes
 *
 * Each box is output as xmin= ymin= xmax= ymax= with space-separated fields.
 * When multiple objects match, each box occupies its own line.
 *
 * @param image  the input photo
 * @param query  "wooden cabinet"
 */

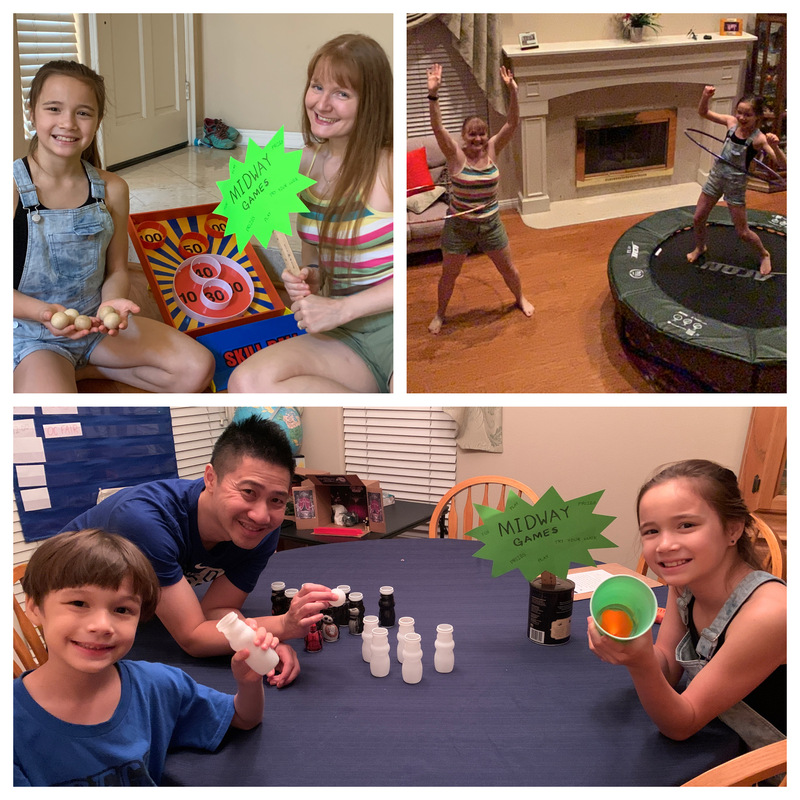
xmin=738 ymin=407 xmax=786 ymax=553
xmin=747 ymin=14 xmax=787 ymax=140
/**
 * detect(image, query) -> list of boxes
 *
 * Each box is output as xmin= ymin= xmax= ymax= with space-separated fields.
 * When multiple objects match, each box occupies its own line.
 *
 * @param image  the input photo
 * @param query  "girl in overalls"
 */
xmin=587 ymin=460 xmax=785 ymax=750
xmin=13 ymin=60 xmax=214 ymax=392
xmin=687 ymin=87 xmax=785 ymax=276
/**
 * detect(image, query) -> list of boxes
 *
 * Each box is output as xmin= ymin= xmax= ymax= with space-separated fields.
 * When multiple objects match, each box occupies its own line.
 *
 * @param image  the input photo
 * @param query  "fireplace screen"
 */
xmin=576 ymin=109 xmax=677 ymax=185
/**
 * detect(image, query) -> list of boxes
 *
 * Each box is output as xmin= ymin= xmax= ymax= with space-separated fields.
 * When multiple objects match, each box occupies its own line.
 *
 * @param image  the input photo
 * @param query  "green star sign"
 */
xmin=214 ymin=130 xmax=316 ymax=248
xmin=468 ymin=486 xmax=617 ymax=582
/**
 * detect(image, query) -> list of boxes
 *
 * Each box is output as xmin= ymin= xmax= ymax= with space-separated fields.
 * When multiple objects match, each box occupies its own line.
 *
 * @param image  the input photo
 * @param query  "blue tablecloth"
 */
xmin=128 ymin=538 xmax=743 ymax=786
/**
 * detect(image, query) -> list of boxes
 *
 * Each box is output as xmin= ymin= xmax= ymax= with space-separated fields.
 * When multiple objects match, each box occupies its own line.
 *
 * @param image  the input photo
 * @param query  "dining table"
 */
xmin=128 ymin=538 xmax=744 ymax=786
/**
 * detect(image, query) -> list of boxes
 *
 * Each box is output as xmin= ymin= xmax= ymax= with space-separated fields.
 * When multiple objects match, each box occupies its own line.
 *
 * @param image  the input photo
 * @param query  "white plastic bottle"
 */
xmin=396 ymin=616 xmax=415 ymax=663
xmin=216 ymin=612 xmax=279 ymax=675
xmin=369 ymin=627 xmax=391 ymax=677
xmin=401 ymin=632 xmax=423 ymax=684
xmin=361 ymin=615 xmax=379 ymax=662
xmin=434 ymin=623 xmax=455 ymax=673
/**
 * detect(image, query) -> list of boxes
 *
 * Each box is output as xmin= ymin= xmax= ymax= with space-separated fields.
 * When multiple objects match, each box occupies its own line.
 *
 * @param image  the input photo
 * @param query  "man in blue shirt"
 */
xmin=62 ymin=415 xmax=335 ymax=685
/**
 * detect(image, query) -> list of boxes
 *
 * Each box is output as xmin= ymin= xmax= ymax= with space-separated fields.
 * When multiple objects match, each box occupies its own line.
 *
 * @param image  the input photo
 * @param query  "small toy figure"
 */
xmin=322 ymin=614 xmax=339 ymax=643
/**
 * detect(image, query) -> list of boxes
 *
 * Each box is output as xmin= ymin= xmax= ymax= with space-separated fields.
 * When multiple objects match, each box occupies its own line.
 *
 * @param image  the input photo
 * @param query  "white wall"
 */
xmin=454 ymin=407 xmax=752 ymax=569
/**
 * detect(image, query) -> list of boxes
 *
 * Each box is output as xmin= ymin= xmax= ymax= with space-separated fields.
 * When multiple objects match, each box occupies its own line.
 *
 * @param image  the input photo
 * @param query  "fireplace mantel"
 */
xmin=504 ymin=33 xmax=756 ymax=213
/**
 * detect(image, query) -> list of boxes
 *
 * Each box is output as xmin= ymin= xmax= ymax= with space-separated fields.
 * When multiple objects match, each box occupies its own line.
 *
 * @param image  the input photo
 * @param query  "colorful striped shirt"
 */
xmin=449 ymin=160 xmax=500 ymax=221
xmin=297 ymin=186 xmax=393 ymax=298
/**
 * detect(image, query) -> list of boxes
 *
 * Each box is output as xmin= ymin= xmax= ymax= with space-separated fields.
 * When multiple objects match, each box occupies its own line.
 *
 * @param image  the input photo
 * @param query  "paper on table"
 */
xmin=567 ymin=568 xmax=615 ymax=595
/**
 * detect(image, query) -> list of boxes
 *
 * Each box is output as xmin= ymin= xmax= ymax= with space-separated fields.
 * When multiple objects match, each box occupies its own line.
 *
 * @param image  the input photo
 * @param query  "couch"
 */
xmin=407 ymin=135 xmax=449 ymax=255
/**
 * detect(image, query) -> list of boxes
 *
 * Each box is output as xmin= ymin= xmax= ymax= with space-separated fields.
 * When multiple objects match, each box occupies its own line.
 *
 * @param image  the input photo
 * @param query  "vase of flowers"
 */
xmin=621 ymin=13 xmax=661 ymax=42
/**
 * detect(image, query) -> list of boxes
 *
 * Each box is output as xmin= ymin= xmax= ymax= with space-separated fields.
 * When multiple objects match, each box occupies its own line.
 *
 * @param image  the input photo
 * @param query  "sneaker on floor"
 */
xmin=203 ymin=131 xmax=235 ymax=150
xmin=205 ymin=117 xmax=239 ymax=141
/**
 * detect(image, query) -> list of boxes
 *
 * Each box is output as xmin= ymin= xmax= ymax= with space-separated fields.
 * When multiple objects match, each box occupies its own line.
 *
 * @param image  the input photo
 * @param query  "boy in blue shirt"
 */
xmin=14 ymin=528 xmax=276 ymax=786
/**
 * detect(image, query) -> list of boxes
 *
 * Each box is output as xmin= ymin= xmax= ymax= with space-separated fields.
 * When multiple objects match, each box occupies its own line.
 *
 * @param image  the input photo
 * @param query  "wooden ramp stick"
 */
xmin=274 ymin=231 xmax=302 ymax=276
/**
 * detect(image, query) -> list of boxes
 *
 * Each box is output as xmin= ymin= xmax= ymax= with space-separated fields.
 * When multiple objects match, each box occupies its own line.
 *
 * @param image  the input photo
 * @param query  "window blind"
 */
xmin=343 ymin=408 xmax=457 ymax=538
xmin=15 ymin=13 xmax=80 ymax=139
xmin=407 ymin=16 xmax=489 ymax=139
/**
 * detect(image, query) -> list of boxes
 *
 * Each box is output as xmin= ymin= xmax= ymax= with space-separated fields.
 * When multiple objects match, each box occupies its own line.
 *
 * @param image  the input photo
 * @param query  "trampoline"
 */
xmin=608 ymin=206 xmax=786 ymax=392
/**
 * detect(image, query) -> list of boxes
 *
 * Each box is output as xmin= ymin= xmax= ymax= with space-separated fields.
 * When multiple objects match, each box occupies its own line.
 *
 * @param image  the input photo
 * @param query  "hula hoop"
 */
xmin=407 ymin=183 xmax=494 ymax=223
xmin=684 ymin=128 xmax=786 ymax=188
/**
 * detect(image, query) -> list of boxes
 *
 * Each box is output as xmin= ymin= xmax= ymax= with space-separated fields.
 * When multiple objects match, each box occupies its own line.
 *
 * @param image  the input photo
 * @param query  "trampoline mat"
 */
xmin=651 ymin=225 xmax=785 ymax=328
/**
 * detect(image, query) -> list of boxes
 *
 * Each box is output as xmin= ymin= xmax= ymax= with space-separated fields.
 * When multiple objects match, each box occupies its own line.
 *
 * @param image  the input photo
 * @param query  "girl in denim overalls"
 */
xmin=688 ymin=87 xmax=786 ymax=276
xmin=13 ymin=61 xmax=214 ymax=393
xmin=588 ymin=460 xmax=785 ymax=751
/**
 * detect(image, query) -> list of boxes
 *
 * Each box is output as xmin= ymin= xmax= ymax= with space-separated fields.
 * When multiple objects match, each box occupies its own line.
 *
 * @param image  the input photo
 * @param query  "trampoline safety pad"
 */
xmin=608 ymin=206 xmax=786 ymax=392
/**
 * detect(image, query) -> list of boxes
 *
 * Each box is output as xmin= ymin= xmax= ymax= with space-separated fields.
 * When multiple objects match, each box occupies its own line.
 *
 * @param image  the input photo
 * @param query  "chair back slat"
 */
xmin=429 ymin=476 xmax=539 ymax=540
xmin=13 ymin=563 xmax=48 ymax=677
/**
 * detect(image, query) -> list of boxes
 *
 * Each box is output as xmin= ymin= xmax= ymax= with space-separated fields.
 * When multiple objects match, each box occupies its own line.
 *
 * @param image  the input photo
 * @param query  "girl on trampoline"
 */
xmin=426 ymin=63 xmax=533 ymax=335
xmin=687 ymin=86 xmax=786 ymax=276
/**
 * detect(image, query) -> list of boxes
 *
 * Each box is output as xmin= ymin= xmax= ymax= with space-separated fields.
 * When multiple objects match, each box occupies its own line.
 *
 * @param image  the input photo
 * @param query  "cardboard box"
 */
xmin=292 ymin=474 xmax=385 ymax=533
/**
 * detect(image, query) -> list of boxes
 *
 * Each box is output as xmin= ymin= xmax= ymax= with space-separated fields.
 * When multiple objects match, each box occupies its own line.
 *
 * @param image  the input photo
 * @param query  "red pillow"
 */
xmin=407 ymin=147 xmax=434 ymax=196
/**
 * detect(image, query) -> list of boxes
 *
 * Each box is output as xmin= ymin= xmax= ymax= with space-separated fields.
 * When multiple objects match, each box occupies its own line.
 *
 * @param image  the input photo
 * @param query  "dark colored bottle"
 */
xmin=271 ymin=581 xmax=289 ymax=616
xmin=378 ymin=586 xmax=396 ymax=628
xmin=348 ymin=591 xmax=366 ymax=635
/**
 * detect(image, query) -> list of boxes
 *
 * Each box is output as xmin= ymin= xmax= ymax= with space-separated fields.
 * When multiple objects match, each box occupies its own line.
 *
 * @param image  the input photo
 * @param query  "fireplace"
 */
xmin=576 ymin=109 xmax=677 ymax=186
xmin=504 ymin=33 xmax=756 ymax=214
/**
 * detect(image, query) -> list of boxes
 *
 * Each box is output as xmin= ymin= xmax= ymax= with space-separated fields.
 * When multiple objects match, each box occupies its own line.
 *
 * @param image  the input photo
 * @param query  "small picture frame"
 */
xmin=519 ymin=31 xmax=539 ymax=50
xmin=720 ymin=18 xmax=743 ymax=36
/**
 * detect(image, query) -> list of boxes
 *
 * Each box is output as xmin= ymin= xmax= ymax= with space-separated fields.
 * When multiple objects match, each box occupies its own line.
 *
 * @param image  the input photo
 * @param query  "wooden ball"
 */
xmin=50 ymin=311 xmax=71 ymax=330
xmin=64 ymin=308 xmax=80 ymax=321
xmin=103 ymin=312 xmax=121 ymax=329
xmin=73 ymin=315 xmax=93 ymax=331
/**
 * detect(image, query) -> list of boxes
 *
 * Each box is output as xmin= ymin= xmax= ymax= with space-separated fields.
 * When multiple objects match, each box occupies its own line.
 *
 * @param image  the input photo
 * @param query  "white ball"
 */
xmin=330 ymin=588 xmax=346 ymax=607
xmin=103 ymin=311 xmax=121 ymax=329
xmin=98 ymin=304 xmax=117 ymax=320
xmin=74 ymin=315 xmax=92 ymax=331
xmin=50 ymin=311 xmax=70 ymax=330
xmin=64 ymin=308 xmax=80 ymax=321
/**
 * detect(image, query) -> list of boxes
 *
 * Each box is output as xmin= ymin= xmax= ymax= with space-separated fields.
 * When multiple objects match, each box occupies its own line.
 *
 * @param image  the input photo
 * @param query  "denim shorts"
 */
xmin=441 ymin=213 xmax=509 ymax=255
xmin=702 ymin=168 xmax=748 ymax=207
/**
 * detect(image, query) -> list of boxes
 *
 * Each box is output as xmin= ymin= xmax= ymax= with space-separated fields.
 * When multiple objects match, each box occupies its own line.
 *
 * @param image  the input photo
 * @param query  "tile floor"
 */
xmin=118 ymin=144 xmax=300 ymax=266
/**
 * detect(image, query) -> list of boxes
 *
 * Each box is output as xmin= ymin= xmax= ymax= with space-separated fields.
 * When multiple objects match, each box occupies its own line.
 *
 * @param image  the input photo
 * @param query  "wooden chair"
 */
xmin=750 ymin=515 xmax=786 ymax=581
xmin=682 ymin=739 xmax=786 ymax=786
xmin=636 ymin=513 xmax=785 ymax=582
xmin=13 ymin=563 xmax=48 ymax=678
xmin=428 ymin=476 xmax=539 ymax=539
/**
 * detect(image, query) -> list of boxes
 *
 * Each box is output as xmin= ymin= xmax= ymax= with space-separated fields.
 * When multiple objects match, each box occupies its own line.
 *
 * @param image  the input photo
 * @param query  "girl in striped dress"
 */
xmin=426 ymin=64 xmax=533 ymax=335
xmin=228 ymin=34 xmax=393 ymax=392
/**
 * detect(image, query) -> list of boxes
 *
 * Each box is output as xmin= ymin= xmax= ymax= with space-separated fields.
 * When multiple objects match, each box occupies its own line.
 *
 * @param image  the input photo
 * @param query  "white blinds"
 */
xmin=343 ymin=407 xmax=457 ymax=506
xmin=15 ymin=13 xmax=80 ymax=138
xmin=407 ymin=16 xmax=489 ymax=139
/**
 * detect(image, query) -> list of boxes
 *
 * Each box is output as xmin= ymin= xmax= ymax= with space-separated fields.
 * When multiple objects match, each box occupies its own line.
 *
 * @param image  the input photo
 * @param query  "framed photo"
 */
xmin=720 ymin=18 xmax=743 ymax=36
xmin=519 ymin=31 xmax=539 ymax=50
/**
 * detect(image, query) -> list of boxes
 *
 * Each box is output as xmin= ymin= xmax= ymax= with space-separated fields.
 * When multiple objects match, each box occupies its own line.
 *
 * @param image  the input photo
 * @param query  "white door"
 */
xmin=92 ymin=13 xmax=189 ymax=169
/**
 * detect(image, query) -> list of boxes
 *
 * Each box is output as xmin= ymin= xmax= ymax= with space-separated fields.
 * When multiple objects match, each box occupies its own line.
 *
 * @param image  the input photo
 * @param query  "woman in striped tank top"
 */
xmin=228 ymin=34 xmax=393 ymax=392
xmin=427 ymin=64 xmax=533 ymax=335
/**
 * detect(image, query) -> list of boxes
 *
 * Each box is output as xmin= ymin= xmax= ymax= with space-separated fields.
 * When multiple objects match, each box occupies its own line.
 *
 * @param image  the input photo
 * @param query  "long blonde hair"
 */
xmin=301 ymin=34 xmax=392 ymax=270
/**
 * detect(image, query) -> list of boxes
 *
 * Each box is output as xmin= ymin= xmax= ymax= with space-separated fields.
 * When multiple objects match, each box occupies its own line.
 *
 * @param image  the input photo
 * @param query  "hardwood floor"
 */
xmin=406 ymin=190 xmax=787 ymax=394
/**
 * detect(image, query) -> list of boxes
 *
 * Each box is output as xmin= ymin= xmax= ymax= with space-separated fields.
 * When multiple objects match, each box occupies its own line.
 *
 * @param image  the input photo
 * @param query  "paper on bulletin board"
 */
xmin=15 ymin=464 xmax=46 ymax=488
xmin=20 ymin=487 xmax=51 ymax=512
xmin=14 ymin=436 xmax=45 ymax=464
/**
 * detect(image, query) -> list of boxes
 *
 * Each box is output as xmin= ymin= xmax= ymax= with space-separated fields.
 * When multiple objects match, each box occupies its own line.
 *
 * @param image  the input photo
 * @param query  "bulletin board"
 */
xmin=13 ymin=407 xmax=179 ymax=542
